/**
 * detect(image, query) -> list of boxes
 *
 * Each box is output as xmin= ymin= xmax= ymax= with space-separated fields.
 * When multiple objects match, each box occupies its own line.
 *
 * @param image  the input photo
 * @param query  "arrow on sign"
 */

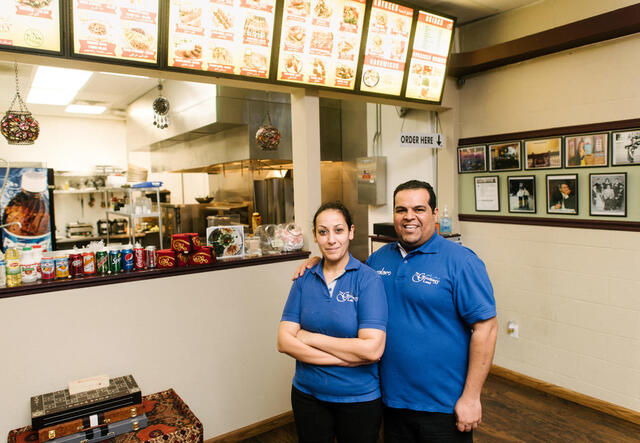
xmin=437 ymin=134 xmax=442 ymax=146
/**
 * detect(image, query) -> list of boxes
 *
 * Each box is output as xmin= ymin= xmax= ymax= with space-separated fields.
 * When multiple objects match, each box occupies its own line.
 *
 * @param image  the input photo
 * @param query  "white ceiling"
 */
xmin=0 ymin=0 xmax=538 ymax=120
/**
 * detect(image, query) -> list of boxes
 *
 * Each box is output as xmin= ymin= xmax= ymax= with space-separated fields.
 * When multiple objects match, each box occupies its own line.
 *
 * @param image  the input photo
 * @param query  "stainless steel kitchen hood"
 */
xmin=126 ymin=82 xmax=292 ymax=172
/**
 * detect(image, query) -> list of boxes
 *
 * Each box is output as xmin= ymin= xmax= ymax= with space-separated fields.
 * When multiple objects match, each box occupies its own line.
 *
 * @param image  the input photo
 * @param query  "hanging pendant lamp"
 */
xmin=1 ymin=63 xmax=40 ymax=145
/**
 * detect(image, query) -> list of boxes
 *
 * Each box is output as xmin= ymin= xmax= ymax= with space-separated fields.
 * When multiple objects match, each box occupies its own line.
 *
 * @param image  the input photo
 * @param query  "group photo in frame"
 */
xmin=489 ymin=141 xmax=521 ymax=171
xmin=458 ymin=146 xmax=487 ymax=173
xmin=565 ymin=133 xmax=608 ymax=167
xmin=525 ymin=137 xmax=562 ymax=170
xmin=507 ymin=176 xmax=536 ymax=213
xmin=589 ymin=173 xmax=626 ymax=216
xmin=612 ymin=129 xmax=640 ymax=165
xmin=474 ymin=176 xmax=500 ymax=212
xmin=546 ymin=174 xmax=578 ymax=214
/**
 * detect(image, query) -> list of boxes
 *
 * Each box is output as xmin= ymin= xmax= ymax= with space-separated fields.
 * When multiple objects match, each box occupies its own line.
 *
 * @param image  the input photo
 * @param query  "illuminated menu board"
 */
xmin=405 ymin=11 xmax=453 ymax=102
xmin=168 ymin=0 xmax=276 ymax=79
xmin=72 ymin=0 xmax=159 ymax=63
xmin=277 ymin=0 xmax=366 ymax=90
xmin=359 ymin=0 xmax=412 ymax=96
xmin=0 ymin=0 xmax=60 ymax=52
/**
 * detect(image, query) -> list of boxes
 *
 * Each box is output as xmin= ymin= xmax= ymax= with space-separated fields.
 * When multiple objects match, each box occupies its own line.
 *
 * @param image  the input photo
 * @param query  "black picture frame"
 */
xmin=564 ymin=133 xmax=609 ymax=168
xmin=507 ymin=175 xmax=536 ymax=213
xmin=489 ymin=141 xmax=521 ymax=171
xmin=457 ymin=145 xmax=486 ymax=173
xmin=524 ymin=137 xmax=562 ymax=170
xmin=474 ymin=175 xmax=500 ymax=212
xmin=589 ymin=172 xmax=627 ymax=217
xmin=611 ymin=129 xmax=640 ymax=166
xmin=546 ymin=174 xmax=578 ymax=215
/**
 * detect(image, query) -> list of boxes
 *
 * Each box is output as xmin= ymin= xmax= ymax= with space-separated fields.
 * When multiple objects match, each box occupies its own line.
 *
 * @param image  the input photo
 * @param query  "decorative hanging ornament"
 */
xmin=152 ymin=82 xmax=170 ymax=129
xmin=1 ymin=63 xmax=39 ymax=145
xmin=255 ymin=110 xmax=280 ymax=151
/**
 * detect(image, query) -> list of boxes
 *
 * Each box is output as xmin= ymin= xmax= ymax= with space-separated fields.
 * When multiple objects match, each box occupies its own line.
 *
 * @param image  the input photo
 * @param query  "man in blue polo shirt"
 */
xmin=366 ymin=180 xmax=497 ymax=442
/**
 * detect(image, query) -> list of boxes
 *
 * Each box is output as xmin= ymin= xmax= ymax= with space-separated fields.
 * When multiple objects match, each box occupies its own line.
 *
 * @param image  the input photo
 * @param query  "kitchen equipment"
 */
xmin=253 ymin=177 xmax=294 ymax=225
xmin=160 ymin=204 xmax=210 ymax=245
xmin=206 ymin=215 xmax=240 ymax=226
xmin=145 ymin=190 xmax=171 ymax=203
xmin=96 ymin=219 xmax=110 ymax=236
xmin=111 ymin=218 xmax=128 ymax=235
xmin=195 ymin=196 xmax=214 ymax=204
xmin=66 ymin=223 xmax=93 ymax=238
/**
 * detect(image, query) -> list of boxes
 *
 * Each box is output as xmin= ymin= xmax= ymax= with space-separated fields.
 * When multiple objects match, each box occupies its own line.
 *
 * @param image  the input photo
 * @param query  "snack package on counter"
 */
xmin=190 ymin=246 xmax=216 ymax=265
xmin=171 ymin=234 xmax=192 ymax=253
xmin=255 ymin=224 xmax=283 ymax=255
xmin=280 ymin=223 xmax=303 ymax=251
xmin=156 ymin=249 xmax=176 ymax=268
xmin=176 ymin=252 xmax=190 ymax=267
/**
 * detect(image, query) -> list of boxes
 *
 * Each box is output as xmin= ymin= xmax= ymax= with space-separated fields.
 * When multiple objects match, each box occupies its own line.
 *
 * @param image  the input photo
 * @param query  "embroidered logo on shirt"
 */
xmin=376 ymin=268 xmax=391 ymax=276
xmin=336 ymin=291 xmax=358 ymax=302
xmin=411 ymin=272 xmax=440 ymax=285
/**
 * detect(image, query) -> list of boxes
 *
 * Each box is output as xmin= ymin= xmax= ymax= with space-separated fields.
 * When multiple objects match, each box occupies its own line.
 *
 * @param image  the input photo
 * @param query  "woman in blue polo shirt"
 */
xmin=277 ymin=202 xmax=388 ymax=443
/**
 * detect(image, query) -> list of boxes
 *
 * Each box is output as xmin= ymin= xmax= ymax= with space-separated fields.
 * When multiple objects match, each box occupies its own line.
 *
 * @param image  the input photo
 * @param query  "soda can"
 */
xmin=109 ymin=248 xmax=122 ymax=273
xmin=134 ymin=245 xmax=145 ymax=270
xmin=121 ymin=246 xmax=134 ymax=272
xmin=145 ymin=245 xmax=157 ymax=269
xmin=69 ymin=253 xmax=83 ymax=277
xmin=41 ymin=255 xmax=56 ymax=281
xmin=96 ymin=249 xmax=109 ymax=275
xmin=55 ymin=255 xmax=70 ymax=279
xmin=82 ymin=251 xmax=96 ymax=275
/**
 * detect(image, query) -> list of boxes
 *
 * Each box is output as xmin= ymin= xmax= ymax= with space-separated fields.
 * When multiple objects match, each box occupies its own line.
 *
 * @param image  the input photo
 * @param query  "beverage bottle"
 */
xmin=439 ymin=205 xmax=452 ymax=235
xmin=21 ymin=246 xmax=38 ymax=283
xmin=0 ymin=251 xmax=6 ymax=287
xmin=5 ymin=247 xmax=21 ymax=287
xmin=32 ymin=244 xmax=44 ymax=280
xmin=2 ymin=170 xmax=51 ymax=250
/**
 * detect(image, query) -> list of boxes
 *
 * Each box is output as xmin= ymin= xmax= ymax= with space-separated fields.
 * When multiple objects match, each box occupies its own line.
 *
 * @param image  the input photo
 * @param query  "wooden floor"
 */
xmin=240 ymin=374 xmax=640 ymax=443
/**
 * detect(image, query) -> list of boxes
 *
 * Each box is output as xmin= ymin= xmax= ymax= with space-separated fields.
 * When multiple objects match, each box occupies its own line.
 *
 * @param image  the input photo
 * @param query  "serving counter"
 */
xmin=0 ymin=251 xmax=309 ymax=439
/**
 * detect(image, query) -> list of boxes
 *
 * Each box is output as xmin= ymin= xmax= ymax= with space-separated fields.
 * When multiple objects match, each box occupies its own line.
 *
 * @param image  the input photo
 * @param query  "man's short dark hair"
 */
xmin=393 ymin=180 xmax=437 ymax=212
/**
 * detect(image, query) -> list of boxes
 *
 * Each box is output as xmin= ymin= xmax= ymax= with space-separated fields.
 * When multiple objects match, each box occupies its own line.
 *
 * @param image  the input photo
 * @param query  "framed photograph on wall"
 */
xmin=589 ymin=173 xmax=626 ymax=216
xmin=565 ymin=133 xmax=608 ymax=167
xmin=507 ymin=176 xmax=536 ymax=213
xmin=525 ymin=137 xmax=562 ymax=170
xmin=546 ymin=174 xmax=578 ymax=215
xmin=489 ymin=141 xmax=521 ymax=171
xmin=458 ymin=146 xmax=487 ymax=173
xmin=612 ymin=129 xmax=640 ymax=165
xmin=474 ymin=176 xmax=500 ymax=212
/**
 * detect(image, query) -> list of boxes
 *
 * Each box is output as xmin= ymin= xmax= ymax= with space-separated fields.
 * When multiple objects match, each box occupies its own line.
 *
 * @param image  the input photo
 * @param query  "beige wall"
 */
xmin=455 ymin=0 xmax=640 ymax=411
xmin=0 ymin=261 xmax=301 ymax=437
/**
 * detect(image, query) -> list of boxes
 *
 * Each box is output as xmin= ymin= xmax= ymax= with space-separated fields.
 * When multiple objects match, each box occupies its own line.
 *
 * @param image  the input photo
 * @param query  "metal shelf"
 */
xmin=104 ymin=187 xmax=163 ymax=249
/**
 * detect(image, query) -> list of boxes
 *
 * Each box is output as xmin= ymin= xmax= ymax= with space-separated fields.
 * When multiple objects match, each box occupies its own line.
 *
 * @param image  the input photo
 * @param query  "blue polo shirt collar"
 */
xmin=395 ymin=232 xmax=442 ymax=256
xmin=310 ymin=253 xmax=361 ymax=278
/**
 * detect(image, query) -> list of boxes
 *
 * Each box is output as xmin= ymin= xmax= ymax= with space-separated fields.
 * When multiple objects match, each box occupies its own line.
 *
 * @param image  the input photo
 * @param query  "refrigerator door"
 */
xmin=0 ymin=167 xmax=55 ymax=252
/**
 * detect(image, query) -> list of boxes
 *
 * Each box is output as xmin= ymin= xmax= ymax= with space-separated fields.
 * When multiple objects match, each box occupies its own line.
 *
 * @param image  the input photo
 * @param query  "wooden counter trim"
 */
xmin=458 ymin=117 xmax=640 ymax=146
xmin=206 ymin=411 xmax=294 ymax=442
xmin=449 ymin=4 xmax=640 ymax=78
xmin=491 ymin=365 xmax=640 ymax=425
xmin=459 ymin=214 xmax=640 ymax=232
xmin=0 ymin=251 xmax=310 ymax=300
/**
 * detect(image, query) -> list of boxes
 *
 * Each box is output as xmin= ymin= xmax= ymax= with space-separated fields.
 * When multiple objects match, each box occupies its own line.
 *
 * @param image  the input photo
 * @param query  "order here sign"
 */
xmin=399 ymin=132 xmax=444 ymax=148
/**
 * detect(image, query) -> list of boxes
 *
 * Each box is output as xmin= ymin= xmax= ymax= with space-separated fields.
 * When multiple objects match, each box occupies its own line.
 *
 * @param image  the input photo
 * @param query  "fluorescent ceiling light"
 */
xmin=100 ymin=71 xmax=149 ymax=79
xmin=65 ymin=104 xmax=107 ymax=114
xmin=27 ymin=66 xmax=93 ymax=105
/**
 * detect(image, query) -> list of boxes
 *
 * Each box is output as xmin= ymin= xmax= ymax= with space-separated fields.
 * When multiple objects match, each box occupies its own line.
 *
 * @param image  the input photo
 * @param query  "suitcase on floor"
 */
xmin=37 ymin=403 xmax=143 ymax=442
xmin=47 ymin=415 xmax=148 ymax=443
xmin=31 ymin=375 xmax=142 ymax=430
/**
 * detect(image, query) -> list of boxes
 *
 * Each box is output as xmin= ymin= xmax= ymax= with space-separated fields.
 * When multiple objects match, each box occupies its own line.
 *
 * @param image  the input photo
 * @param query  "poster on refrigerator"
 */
xmin=167 ymin=0 xmax=276 ymax=79
xmin=359 ymin=0 xmax=413 ymax=96
xmin=405 ymin=11 xmax=453 ymax=102
xmin=277 ymin=0 xmax=366 ymax=90
xmin=0 ymin=167 xmax=53 ymax=252
xmin=72 ymin=0 xmax=159 ymax=63
xmin=0 ymin=0 xmax=61 ymax=52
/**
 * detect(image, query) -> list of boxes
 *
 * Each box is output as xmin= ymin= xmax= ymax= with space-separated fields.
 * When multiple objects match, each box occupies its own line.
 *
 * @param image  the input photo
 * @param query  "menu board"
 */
xmin=359 ymin=0 xmax=412 ymax=96
xmin=405 ymin=11 xmax=453 ymax=102
xmin=168 ymin=0 xmax=276 ymax=79
xmin=72 ymin=0 xmax=159 ymax=63
xmin=0 ymin=0 xmax=61 ymax=52
xmin=276 ymin=0 xmax=366 ymax=90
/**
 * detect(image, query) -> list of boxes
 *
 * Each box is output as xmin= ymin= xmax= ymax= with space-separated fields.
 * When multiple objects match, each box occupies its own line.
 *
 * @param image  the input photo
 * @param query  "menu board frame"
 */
xmin=68 ymin=0 xmax=164 ymax=68
xmin=401 ymin=8 xmax=456 ymax=105
xmin=0 ymin=0 xmax=64 ymax=55
xmin=164 ymin=0 xmax=281 ymax=85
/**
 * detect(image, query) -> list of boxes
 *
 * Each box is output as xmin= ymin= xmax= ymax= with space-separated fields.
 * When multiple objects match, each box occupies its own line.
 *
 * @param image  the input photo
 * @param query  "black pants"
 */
xmin=384 ymin=406 xmax=473 ymax=443
xmin=291 ymin=386 xmax=382 ymax=443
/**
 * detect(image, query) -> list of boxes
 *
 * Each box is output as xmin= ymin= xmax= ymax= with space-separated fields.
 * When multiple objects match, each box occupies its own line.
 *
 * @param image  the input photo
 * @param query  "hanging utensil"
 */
xmin=1 ymin=63 xmax=39 ymax=145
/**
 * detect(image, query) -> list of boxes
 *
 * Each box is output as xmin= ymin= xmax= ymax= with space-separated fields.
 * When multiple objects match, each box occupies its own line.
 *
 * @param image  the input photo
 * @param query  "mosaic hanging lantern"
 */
xmin=256 ymin=110 xmax=280 ymax=151
xmin=152 ymin=82 xmax=170 ymax=129
xmin=1 ymin=63 xmax=39 ymax=145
